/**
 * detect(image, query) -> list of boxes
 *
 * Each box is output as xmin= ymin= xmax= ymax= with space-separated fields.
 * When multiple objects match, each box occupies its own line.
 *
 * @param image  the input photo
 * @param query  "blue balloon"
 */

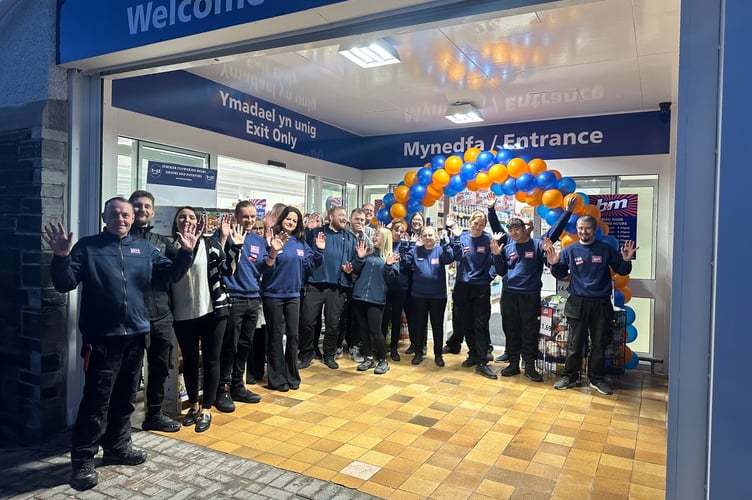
xmin=491 ymin=183 xmax=504 ymax=195
xmin=536 ymin=204 xmax=550 ymax=218
xmin=476 ymin=151 xmax=495 ymax=170
xmin=626 ymin=325 xmax=638 ymax=343
xmin=625 ymin=351 xmax=640 ymax=369
xmin=614 ymin=289 xmax=625 ymax=308
xmin=545 ymin=208 xmax=564 ymax=226
xmin=443 ymin=187 xmax=458 ymax=197
xmin=517 ymin=154 xmax=531 ymax=163
xmin=449 ymin=174 xmax=467 ymax=192
xmin=407 ymin=199 xmax=423 ymax=213
xmin=536 ymin=171 xmax=558 ymax=190
xmin=558 ymin=177 xmax=576 ymax=195
xmin=564 ymin=214 xmax=579 ymax=234
xmin=495 ymin=148 xmax=514 ymax=164
xmin=594 ymin=226 xmax=604 ymax=240
xmin=431 ymin=155 xmax=446 ymax=171
xmin=417 ymin=167 xmax=434 ymax=185
xmin=376 ymin=207 xmax=391 ymax=223
xmin=382 ymin=193 xmax=395 ymax=208
xmin=516 ymin=173 xmax=536 ymax=192
xmin=603 ymin=235 xmax=619 ymax=250
xmin=624 ymin=305 xmax=636 ymax=325
xmin=460 ymin=162 xmax=478 ymax=181
xmin=409 ymin=183 xmax=426 ymax=201
xmin=502 ymin=177 xmax=518 ymax=195
xmin=575 ymin=192 xmax=589 ymax=205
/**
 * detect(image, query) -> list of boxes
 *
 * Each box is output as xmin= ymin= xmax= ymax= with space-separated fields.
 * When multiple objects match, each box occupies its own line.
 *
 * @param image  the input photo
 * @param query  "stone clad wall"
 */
xmin=0 ymin=100 xmax=70 ymax=445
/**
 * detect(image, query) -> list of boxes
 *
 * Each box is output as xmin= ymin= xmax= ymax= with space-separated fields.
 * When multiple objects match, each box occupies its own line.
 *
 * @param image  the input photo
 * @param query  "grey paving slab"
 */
xmin=0 ymin=430 xmax=379 ymax=499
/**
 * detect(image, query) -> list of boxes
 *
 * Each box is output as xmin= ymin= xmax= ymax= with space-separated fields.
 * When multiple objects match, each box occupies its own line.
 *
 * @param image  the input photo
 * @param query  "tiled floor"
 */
xmin=165 ymin=348 xmax=668 ymax=500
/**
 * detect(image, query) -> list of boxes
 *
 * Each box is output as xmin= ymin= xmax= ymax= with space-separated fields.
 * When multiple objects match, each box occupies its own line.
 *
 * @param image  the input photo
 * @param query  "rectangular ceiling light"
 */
xmin=444 ymin=103 xmax=484 ymax=124
xmin=338 ymin=39 xmax=400 ymax=68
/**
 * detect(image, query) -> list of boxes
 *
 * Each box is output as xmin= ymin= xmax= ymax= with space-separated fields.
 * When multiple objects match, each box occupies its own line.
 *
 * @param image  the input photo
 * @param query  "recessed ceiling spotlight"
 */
xmin=338 ymin=39 xmax=400 ymax=68
xmin=444 ymin=102 xmax=484 ymax=124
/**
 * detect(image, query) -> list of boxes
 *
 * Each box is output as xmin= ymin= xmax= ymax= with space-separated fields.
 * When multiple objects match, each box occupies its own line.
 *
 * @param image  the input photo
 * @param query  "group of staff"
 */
xmin=43 ymin=190 xmax=636 ymax=492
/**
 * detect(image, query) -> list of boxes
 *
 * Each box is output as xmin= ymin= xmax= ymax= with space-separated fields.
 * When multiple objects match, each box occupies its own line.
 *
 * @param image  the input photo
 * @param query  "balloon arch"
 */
xmin=376 ymin=147 xmax=639 ymax=369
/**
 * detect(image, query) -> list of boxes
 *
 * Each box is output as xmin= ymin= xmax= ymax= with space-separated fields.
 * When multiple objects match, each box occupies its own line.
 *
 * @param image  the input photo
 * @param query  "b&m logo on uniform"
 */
xmin=131 ymin=248 xmax=141 ymax=254
xmin=575 ymin=256 xmax=584 ymax=266
xmin=592 ymin=256 xmax=602 ymax=263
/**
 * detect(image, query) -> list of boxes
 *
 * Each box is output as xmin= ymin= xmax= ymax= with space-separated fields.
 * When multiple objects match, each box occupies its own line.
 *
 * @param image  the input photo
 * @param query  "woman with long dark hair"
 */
xmin=169 ymin=207 xmax=242 ymax=432
xmin=262 ymin=206 xmax=325 ymax=391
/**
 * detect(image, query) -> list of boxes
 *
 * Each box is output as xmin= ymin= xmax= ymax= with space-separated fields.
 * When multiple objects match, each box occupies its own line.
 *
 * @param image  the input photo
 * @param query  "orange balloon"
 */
xmin=542 ymin=189 xmax=564 ymax=209
xmin=561 ymin=233 xmax=576 ymax=247
xmin=507 ymin=158 xmax=530 ymax=178
xmin=525 ymin=188 xmax=543 ymax=206
xmin=426 ymin=184 xmax=443 ymax=199
xmin=466 ymin=179 xmax=479 ymax=191
xmin=528 ymin=158 xmax=548 ymax=176
xmin=432 ymin=169 xmax=450 ymax=187
xmin=421 ymin=196 xmax=437 ymax=207
xmin=563 ymin=193 xmax=584 ymax=213
xmin=598 ymin=220 xmax=610 ymax=236
xmin=390 ymin=203 xmax=407 ymax=219
xmin=464 ymin=147 xmax=481 ymax=163
xmin=370 ymin=217 xmax=378 ymax=226
xmin=620 ymin=286 xmax=632 ymax=304
xmin=394 ymin=185 xmax=409 ymax=203
xmin=475 ymin=172 xmax=493 ymax=189
xmin=582 ymin=204 xmax=601 ymax=219
xmin=444 ymin=155 xmax=463 ymax=175
xmin=613 ymin=273 xmax=630 ymax=289
xmin=488 ymin=164 xmax=509 ymax=183
xmin=404 ymin=170 xmax=417 ymax=187
xmin=549 ymin=169 xmax=562 ymax=180
xmin=514 ymin=190 xmax=527 ymax=203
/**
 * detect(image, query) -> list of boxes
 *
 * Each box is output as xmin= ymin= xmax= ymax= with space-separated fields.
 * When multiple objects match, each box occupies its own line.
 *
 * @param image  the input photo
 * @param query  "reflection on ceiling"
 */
xmin=187 ymin=0 xmax=679 ymax=136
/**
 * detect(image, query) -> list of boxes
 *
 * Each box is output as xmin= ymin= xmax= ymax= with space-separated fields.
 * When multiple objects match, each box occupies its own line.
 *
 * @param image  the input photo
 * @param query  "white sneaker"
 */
xmin=349 ymin=346 xmax=365 ymax=363
xmin=335 ymin=347 xmax=344 ymax=359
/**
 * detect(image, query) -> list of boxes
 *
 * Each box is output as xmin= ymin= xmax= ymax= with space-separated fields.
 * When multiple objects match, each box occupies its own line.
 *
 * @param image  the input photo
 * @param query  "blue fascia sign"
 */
xmin=112 ymin=71 xmax=670 ymax=170
xmin=57 ymin=0 xmax=347 ymax=64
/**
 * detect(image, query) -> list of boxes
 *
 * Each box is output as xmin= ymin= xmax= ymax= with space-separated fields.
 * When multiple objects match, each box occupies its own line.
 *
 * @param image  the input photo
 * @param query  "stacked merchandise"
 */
xmin=536 ymin=294 xmax=627 ymax=378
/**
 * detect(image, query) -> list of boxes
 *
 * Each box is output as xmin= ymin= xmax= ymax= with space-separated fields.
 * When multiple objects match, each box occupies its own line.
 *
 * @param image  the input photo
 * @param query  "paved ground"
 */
xmin=0 ymin=429 xmax=379 ymax=499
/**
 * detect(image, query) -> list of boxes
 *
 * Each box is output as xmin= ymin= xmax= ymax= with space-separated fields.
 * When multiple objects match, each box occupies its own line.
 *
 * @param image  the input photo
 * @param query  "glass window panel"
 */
xmin=625 ymin=296 xmax=654 ymax=356
xmin=116 ymin=137 xmax=137 ymax=196
xmin=216 ymin=156 xmax=305 ymax=211
xmin=138 ymin=141 xmax=208 ymax=189
xmin=322 ymin=179 xmax=345 ymax=211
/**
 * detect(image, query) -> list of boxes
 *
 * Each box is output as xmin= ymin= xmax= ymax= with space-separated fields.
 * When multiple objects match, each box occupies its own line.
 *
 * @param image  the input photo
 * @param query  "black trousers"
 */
xmin=382 ymin=289 xmax=408 ymax=351
xmin=299 ymin=284 xmax=347 ymax=361
xmin=219 ymin=297 xmax=260 ymax=388
xmin=562 ymin=296 xmax=613 ymax=383
xmin=263 ymin=296 xmax=301 ymax=389
xmin=174 ymin=314 xmax=226 ymax=409
xmin=411 ymin=296 xmax=447 ymax=357
xmin=352 ymin=299 xmax=386 ymax=361
xmin=451 ymin=282 xmax=491 ymax=365
xmin=501 ymin=291 xmax=541 ymax=364
xmin=144 ymin=314 xmax=175 ymax=415
xmin=71 ymin=334 xmax=145 ymax=465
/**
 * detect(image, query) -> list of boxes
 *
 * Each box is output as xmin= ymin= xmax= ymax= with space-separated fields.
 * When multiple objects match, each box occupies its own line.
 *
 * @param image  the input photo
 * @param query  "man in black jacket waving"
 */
xmin=128 ymin=190 xmax=182 ymax=432
xmin=44 ymin=197 xmax=197 ymax=491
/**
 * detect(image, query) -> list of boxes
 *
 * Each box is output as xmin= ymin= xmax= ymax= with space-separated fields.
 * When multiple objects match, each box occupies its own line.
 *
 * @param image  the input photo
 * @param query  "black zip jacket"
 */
xmin=50 ymin=230 xmax=193 ymax=340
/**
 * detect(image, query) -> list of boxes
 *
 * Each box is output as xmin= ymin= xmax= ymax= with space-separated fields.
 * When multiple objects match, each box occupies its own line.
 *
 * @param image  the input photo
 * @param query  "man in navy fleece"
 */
xmin=298 ymin=206 xmax=358 ymax=369
xmin=215 ymin=200 xmax=268 ymax=413
xmin=489 ymin=196 xmax=576 ymax=382
xmin=543 ymin=215 xmax=637 ymax=395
